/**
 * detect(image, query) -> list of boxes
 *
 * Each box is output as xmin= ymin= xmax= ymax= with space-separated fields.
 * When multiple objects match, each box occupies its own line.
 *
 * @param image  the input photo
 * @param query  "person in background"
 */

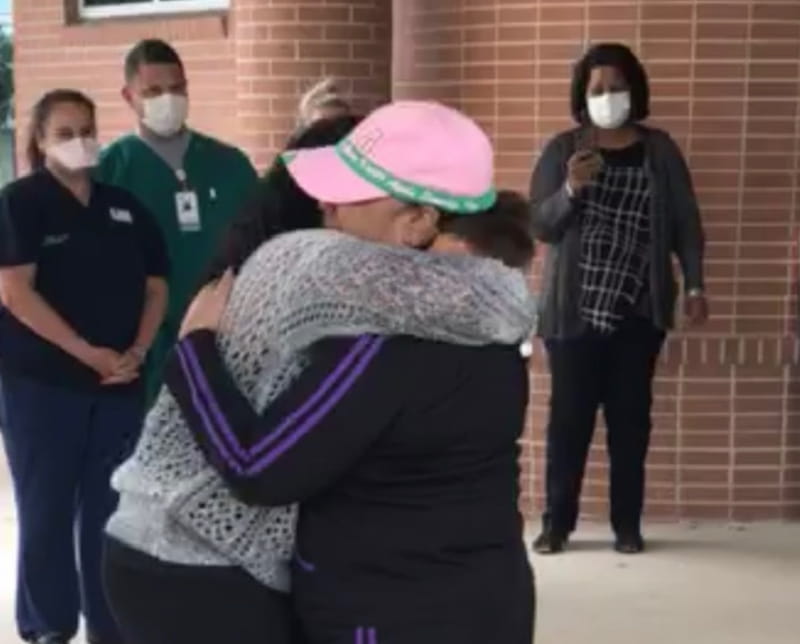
xmin=296 ymin=77 xmax=351 ymax=130
xmin=529 ymin=43 xmax=707 ymax=555
xmin=0 ymin=89 xmax=168 ymax=644
xmin=204 ymin=114 xmax=363 ymax=283
xmin=97 ymin=38 xmax=258 ymax=403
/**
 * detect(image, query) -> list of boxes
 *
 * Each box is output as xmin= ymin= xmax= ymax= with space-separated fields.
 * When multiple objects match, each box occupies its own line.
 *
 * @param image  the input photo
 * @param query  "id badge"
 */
xmin=175 ymin=191 xmax=201 ymax=232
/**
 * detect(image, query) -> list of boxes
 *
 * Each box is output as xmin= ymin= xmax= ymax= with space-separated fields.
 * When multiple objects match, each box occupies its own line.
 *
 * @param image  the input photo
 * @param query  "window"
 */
xmin=79 ymin=0 xmax=229 ymax=19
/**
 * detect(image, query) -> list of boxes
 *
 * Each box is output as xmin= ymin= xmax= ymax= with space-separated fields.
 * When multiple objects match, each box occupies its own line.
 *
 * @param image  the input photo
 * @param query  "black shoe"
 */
xmin=614 ymin=532 xmax=645 ymax=554
xmin=533 ymin=529 xmax=567 ymax=554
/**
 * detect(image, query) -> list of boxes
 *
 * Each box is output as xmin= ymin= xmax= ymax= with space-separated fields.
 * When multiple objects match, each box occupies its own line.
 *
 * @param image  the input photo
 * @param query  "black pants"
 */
xmin=103 ymin=537 xmax=299 ymax=644
xmin=542 ymin=317 xmax=665 ymax=536
xmin=295 ymin=546 xmax=535 ymax=644
xmin=0 ymin=374 xmax=142 ymax=642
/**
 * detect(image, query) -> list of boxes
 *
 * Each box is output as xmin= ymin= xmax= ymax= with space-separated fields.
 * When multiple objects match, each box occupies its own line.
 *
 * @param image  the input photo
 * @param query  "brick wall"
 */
xmin=13 ymin=0 xmax=391 ymax=172
xmin=394 ymin=0 xmax=800 ymax=522
xmin=13 ymin=1 xmax=238 ymax=161
xmin=13 ymin=0 xmax=800 ymax=522
xmin=233 ymin=0 xmax=391 ymax=169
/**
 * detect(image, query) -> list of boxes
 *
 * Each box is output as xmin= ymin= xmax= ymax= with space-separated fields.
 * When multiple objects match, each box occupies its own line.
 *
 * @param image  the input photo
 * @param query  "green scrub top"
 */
xmin=96 ymin=131 xmax=258 ymax=402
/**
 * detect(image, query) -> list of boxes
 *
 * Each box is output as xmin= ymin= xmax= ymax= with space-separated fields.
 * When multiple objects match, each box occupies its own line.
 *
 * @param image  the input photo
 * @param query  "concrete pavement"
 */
xmin=0 ymin=459 xmax=797 ymax=643
xmin=530 ymin=522 xmax=799 ymax=643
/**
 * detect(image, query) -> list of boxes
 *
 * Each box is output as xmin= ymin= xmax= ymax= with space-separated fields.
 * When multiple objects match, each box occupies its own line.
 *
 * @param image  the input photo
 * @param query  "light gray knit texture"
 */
xmin=107 ymin=229 xmax=537 ymax=591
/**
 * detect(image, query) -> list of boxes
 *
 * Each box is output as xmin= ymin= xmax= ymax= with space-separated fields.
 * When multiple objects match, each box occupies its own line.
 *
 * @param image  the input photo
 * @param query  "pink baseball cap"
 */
xmin=282 ymin=100 xmax=496 ymax=215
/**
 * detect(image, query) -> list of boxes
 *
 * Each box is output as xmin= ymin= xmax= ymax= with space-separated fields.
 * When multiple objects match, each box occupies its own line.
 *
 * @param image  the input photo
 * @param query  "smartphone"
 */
xmin=572 ymin=126 xmax=603 ymax=190
xmin=574 ymin=125 xmax=597 ymax=155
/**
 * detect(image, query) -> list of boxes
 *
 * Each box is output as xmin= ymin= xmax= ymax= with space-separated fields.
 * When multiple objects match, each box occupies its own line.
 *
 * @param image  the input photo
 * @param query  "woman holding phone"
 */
xmin=529 ymin=43 xmax=708 ymax=554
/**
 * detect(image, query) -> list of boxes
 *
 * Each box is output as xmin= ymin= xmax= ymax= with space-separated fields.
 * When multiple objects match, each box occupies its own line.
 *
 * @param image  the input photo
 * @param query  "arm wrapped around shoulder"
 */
xmin=233 ymin=229 xmax=537 ymax=354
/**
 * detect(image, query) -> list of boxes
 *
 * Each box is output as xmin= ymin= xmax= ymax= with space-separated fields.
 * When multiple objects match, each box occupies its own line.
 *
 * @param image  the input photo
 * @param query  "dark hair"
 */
xmin=204 ymin=114 xmax=363 ymax=283
xmin=26 ymin=89 xmax=96 ymax=171
xmin=124 ymin=39 xmax=184 ymax=83
xmin=439 ymin=191 xmax=535 ymax=269
xmin=570 ymin=43 xmax=650 ymax=124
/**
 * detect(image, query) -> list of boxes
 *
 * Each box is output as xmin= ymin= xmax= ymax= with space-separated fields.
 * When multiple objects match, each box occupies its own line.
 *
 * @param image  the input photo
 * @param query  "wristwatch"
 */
xmin=687 ymin=288 xmax=704 ymax=298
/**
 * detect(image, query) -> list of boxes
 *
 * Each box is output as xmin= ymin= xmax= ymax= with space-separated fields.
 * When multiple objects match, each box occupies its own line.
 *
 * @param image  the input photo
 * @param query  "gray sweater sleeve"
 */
xmin=661 ymin=134 xmax=706 ymax=291
xmin=529 ymin=134 xmax=580 ymax=244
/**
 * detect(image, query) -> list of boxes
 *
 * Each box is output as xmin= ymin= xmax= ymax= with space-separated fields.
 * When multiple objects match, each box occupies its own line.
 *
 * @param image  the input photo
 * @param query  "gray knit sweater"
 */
xmin=106 ymin=229 xmax=537 ymax=591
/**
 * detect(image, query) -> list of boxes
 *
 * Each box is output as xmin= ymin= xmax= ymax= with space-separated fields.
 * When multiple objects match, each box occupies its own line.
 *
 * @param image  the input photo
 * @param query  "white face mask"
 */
xmin=142 ymin=93 xmax=189 ymax=137
xmin=47 ymin=137 xmax=101 ymax=171
xmin=587 ymin=91 xmax=631 ymax=129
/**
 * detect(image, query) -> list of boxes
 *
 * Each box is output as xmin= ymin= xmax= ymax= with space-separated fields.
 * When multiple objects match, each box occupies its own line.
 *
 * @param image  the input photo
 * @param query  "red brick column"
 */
xmin=232 ymin=0 xmax=391 ymax=170
xmin=394 ymin=0 xmax=800 ymax=522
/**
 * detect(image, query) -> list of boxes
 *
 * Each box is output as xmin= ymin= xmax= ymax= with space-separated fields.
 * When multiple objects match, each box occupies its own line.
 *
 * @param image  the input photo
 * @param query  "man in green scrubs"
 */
xmin=97 ymin=39 xmax=258 ymax=403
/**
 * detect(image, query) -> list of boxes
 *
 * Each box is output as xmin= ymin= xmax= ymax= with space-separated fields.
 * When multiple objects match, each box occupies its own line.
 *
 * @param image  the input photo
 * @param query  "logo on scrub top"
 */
xmin=110 ymin=208 xmax=133 ymax=224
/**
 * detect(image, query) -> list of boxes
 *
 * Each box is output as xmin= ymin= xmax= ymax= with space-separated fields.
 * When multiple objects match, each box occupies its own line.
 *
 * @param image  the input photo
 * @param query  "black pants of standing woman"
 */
xmin=103 ymin=537 xmax=302 ymax=644
xmin=541 ymin=316 xmax=665 ymax=538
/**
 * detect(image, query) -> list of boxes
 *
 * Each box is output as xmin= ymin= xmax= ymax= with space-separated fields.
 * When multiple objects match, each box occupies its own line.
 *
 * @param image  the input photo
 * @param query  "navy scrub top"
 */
xmin=0 ymin=170 xmax=169 ymax=393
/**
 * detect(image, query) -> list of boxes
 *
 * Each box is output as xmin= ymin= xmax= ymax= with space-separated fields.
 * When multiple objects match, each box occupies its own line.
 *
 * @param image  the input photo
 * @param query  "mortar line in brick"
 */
xmin=635 ymin=0 xmax=642 ymax=55
xmin=731 ymin=4 xmax=753 ymax=329
xmin=582 ymin=0 xmax=589 ymax=51
xmin=727 ymin=364 xmax=736 ymax=518
xmin=493 ymin=0 xmax=499 ymax=146
xmin=788 ymin=24 xmax=800 ymax=339
xmin=676 ymin=360 xmax=685 ymax=509
xmin=780 ymin=363 xmax=790 ymax=510
xmin=686 ymin=0 xmax=698 ymax=361
xmin=533 ymin=0 xmax=541 ymax=181
xmin=730 ymin=4 xmax=748 ymax=484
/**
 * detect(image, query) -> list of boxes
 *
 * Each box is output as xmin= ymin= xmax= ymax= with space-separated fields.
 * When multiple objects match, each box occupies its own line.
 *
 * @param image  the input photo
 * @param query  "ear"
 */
xmin=430 ymin=233 xmax=474 ymax=257
xmin=319 ymin=202 xmax=338 ymax=227
xmin=404 ymin=204 xmax=440 ymax=248
xmin=34 ymin=132 xmax=46 ymax=157
xmin=122 ymin=86 xmax=133 ymax=106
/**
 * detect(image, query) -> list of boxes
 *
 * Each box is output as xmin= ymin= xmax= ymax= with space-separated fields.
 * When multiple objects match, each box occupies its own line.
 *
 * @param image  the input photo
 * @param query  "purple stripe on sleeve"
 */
xmin=368 ymin=627 xmax=378 ymax=644
xmin=181 ymin=335 xmax=372 ymax=468
xmin=244 ymin=336 xmax=386 ymax=475
xmin=355 ymin=627 xmax=364 ymax=644
xmin=294 ymin=550 xmax=316 ymax=573
xmin=175 ymin=343 xmax=244 ymax=474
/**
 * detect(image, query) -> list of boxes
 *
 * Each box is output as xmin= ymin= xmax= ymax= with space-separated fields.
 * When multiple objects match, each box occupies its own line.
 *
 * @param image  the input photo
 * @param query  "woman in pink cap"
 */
xmin=160 ymin=101 xmax=537 ymax=644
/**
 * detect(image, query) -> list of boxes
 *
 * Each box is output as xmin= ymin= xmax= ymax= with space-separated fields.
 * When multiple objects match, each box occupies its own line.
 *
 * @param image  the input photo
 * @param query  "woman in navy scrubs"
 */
xmin=0 ymin=90 xmax=169 ymax=644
